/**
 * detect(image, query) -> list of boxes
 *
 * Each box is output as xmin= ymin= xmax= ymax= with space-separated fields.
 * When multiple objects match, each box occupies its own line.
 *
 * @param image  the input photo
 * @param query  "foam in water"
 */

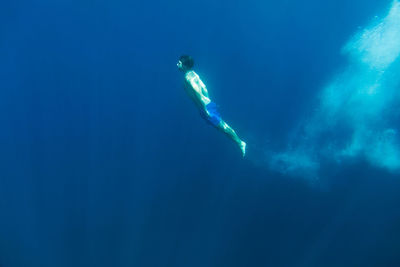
xmin=269 ymin=0 xmax=400 ymax=178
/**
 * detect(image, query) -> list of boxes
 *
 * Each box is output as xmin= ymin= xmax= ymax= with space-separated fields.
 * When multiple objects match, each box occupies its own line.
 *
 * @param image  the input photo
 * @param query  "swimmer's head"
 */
xmin=177 ymin=55 xmax=194 ymax=72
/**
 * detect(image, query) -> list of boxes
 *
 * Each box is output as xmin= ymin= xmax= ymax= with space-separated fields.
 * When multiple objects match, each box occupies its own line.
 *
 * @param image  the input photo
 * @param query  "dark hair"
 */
xmin=179 ymin=55 xmax=194 ymax=70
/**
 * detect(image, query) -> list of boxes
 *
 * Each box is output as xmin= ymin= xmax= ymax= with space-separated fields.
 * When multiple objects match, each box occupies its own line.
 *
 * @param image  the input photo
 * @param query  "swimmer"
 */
xmin=177 ymin=55 xmax=246 ymax=157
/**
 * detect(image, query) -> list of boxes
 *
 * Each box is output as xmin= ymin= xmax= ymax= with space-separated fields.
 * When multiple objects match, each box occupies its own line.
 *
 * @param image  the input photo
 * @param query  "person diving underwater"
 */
xmin=177 ymin=55 xmax=246 ymax=157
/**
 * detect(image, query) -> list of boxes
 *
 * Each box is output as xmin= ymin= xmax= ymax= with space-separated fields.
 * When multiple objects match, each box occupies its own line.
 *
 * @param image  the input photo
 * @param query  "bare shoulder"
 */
xmin=185 ymin=70 xmax=199 ymax=82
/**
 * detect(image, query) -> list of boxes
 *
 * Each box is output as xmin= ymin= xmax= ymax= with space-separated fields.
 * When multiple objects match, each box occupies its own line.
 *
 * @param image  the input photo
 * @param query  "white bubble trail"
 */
xmin=268 ymin=1 xmax=400 ymax=178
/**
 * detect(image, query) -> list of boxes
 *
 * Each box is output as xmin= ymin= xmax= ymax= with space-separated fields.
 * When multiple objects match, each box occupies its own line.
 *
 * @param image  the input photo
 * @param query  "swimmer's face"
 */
xmin=177 ymin=60 xmax=184 ymax=71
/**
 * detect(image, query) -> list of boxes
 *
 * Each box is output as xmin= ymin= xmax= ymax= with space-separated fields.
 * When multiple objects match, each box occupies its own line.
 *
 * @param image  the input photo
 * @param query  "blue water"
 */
xmin=1 ymin=0 xmax=400 ymax=266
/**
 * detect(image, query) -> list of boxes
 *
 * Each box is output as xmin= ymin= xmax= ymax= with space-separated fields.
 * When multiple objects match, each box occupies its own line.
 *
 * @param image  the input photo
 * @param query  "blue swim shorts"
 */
xmin=201 ymin=102 xmax=222 ymax=127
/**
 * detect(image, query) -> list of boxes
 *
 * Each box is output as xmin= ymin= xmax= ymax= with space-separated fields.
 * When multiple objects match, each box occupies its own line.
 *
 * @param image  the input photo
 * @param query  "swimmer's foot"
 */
xmin=239 ymin=140 xmax=246 ymax=158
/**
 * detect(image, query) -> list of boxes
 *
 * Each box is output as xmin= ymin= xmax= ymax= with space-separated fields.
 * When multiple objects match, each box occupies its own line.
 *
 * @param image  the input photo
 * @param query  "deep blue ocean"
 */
xmin=1 ymin=0 xmax=400 ymax=266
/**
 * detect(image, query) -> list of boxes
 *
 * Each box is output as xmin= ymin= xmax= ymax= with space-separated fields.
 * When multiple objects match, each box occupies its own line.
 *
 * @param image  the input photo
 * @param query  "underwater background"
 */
xmin=1 ymin=0 xmax=400 ymax=266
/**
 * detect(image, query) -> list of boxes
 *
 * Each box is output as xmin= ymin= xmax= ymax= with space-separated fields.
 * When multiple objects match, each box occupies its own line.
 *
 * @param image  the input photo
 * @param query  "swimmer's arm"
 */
xmin=198 ymin=79 xmax=209 ymax=98
xmin=188 ymin=77 xmax=211 ymax=105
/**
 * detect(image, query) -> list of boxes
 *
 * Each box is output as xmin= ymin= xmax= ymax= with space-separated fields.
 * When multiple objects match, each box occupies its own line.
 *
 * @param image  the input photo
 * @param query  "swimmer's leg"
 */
xmin=217 ymin=120 xmax=246 ymax=157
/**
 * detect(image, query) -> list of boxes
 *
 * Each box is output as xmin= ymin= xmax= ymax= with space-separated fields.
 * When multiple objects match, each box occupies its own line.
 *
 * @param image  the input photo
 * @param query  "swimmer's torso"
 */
xmin=184 ymin=71 xmax=211 ymax=108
